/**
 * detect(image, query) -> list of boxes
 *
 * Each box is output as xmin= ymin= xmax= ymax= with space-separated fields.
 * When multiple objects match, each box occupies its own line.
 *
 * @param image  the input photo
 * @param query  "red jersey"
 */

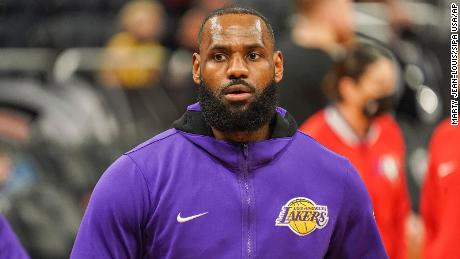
xmin=300 ymin=107 xmax=410 ymax=259
xmin=420 ymin=119 xmax=460 ymax=259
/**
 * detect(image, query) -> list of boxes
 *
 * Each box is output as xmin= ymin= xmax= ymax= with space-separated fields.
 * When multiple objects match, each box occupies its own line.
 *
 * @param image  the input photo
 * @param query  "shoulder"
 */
xmin=295 ymin=130 xmax=342 ymax=157
xmin=293 ymin=130 xmax=369 ymax=198
xmin=428 ymin=119 xmax=459 ymax=156
xmin=126 ymin=128 xmax=180 ymax=155
xmin=88 ymin=129 xmax=182 ymax=185
xmin=293 ymin=131 xmax=350 ymax=175
xmin=377 ymin=114 xmax=402 ymax=135
xmin=119 ymin=128 xmax=188 ymax=178
xmin=84 ymin=130 xmax=185 ymax=216
xmin=376 ymin=114 xmax=404 ymax=144
xmin=107 ymin=32 xmax=136 ymax=47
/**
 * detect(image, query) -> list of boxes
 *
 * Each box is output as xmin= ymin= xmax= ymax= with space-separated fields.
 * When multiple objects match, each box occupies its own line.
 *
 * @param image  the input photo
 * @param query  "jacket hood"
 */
xmin=172 ymin=103 xmax=298 ymax=171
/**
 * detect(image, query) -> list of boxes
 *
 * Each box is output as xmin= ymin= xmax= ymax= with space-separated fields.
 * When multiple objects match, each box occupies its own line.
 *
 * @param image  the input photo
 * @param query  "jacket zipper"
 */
xmin=241 ymin=143 xmax=255 ymax=259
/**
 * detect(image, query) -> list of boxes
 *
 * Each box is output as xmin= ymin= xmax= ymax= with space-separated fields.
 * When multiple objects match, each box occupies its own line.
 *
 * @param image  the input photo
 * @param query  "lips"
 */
xmin=223 ymin=84 xmax=253 ymax=95
xmin=222 ymin=84 xmax=254 ymax=102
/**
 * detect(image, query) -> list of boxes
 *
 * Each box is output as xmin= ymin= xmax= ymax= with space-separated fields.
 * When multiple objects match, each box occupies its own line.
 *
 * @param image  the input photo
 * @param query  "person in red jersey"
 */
xmin=300 ymin=43 xmax=410 ymax=259
xmin=420 ymin=119 xmax=460 ymax=259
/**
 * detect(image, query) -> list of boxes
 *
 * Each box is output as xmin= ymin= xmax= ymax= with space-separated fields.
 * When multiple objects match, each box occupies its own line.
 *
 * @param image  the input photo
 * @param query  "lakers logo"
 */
xmin=275 ymin=197 xmax=328 ymax=236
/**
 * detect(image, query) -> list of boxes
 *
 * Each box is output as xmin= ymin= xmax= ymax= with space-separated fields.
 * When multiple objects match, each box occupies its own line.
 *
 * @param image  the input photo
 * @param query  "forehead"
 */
xmin=362 ymin=58 xmax=397 ymax=93
xmin=368 ymin=58 xmax=395 ymax=79
xmin=200 ymin=13 xmax=271 ymax=50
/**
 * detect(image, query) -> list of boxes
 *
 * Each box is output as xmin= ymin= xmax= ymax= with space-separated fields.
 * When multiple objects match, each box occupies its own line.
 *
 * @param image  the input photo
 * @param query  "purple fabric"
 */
xmin=186 ymin=102 xmax=201 ymax=112
xmin=0 ymin=215 xmax=29 ymax=259
xmin=275 ymin=106 xmax=287 ymax=117
xmin=71 ymin=128 xmax=388 ymax=258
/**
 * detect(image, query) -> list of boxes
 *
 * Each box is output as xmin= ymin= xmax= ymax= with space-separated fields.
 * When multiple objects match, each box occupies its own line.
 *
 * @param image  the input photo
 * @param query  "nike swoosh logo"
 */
xmin=438 ymin=161 xmax=457 ymax=178
xmin=177 ymin=212 xmax=208 ymax=223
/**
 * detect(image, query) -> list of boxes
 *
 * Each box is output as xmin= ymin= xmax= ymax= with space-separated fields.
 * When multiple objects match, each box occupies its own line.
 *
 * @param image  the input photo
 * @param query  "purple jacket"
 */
xmin=71 ymin=103 xmax=388 ymax=259
xmin=0 ymin=215 xmax=29 ymax=259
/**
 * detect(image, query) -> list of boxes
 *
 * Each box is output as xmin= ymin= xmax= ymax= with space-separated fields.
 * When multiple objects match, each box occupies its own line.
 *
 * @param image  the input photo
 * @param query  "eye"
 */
xmin=248 ymin=52 xmax=260 ymax=61
xmin=213 ymin=53 xmax=227 ymax=62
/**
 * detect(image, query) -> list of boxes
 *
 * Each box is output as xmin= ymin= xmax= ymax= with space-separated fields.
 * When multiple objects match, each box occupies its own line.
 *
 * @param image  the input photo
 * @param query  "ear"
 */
xmin=192 ymin=52 xmax=201 ymax=85
xmin=273 ymin=51 xmax=284 ymax=83
xmin=338 ymin=76 xmax=357 ymax=103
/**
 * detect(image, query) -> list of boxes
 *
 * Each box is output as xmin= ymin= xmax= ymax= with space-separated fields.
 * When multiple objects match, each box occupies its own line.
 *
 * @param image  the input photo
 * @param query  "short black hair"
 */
xmin=197 ymin=5 xmax=275 ymax=48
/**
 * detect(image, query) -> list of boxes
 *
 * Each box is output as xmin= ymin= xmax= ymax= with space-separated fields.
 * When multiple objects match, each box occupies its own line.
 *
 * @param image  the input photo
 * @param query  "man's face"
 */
xmin=192 ymin=14 xmax=283 ymax=132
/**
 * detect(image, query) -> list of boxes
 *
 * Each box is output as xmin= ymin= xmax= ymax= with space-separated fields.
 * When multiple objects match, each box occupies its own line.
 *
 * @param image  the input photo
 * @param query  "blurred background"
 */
xmin=0 ymin=0 xmax=454 ymax=258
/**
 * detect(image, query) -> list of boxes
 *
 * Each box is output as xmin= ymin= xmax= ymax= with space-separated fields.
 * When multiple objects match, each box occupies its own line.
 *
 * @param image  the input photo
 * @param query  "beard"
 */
xmin=198 ymin=78 xmax=279 ymax=133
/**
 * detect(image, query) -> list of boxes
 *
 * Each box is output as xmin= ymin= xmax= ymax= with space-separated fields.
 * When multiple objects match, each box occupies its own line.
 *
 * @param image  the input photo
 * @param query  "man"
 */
xmin=71 ymin=6 xmax=387 ymax=258
xmin=300 ymin=44 xmax=410 ymax=259
xmin=0 ymin=214 xmax=29 ymax=259
xmin=420 ymin=119 xmax=460 ymax=258
xmin=278 ymin=0 xmax=355 ymax=124
xmin=100 ymin=0 xmax=167 ymax=88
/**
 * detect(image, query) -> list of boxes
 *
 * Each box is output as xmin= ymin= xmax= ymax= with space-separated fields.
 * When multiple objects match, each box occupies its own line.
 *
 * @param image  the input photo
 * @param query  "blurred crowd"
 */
xmin=0 ymin=0 xmax=456 ymax=258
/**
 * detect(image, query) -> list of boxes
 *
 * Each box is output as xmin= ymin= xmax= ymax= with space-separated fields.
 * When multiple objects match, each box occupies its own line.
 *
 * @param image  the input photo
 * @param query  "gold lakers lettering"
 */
xmin=275 ymin=197 xmax=329 ymax=236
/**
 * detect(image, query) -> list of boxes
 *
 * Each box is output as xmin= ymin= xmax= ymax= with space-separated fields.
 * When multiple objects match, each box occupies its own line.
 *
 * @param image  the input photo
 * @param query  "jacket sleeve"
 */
xmin=0 ymin=214 xmax=30 ymax=259
xmin=420 ymin=143 xmax=439 ymax=259
xmin=326 ymin=161 xmax=388 ymax=259
xmin=70 ymin=155 xmax=151 ymax=259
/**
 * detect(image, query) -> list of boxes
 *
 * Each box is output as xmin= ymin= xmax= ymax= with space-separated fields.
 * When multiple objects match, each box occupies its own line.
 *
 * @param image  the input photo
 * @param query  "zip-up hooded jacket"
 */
xmin=70 ymin=103 xmax=388 ymax=259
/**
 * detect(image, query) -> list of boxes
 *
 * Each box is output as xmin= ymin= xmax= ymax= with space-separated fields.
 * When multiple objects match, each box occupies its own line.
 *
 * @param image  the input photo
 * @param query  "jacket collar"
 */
xmin=324 ymin=105 xmax=380 ymax=146
xmin=173 ymin=103 xmax=297 ymax=171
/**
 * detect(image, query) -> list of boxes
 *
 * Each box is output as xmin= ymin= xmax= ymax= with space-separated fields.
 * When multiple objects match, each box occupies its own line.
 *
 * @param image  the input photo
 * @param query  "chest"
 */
xmin=141 ymin=157 xmax=342 ymax=259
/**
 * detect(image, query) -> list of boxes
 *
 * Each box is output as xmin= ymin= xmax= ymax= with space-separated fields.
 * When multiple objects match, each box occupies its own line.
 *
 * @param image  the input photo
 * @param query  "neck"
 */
xmin=336 ymin=103 xmax=371 ymax=138
xmin=212 ymin=123 xmax=271 ymax=143
xmin=291 ymin=16 xmax=343 ymax=54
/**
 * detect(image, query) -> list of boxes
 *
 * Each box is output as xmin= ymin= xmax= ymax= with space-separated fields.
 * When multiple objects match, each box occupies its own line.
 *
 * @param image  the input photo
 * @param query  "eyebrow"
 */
xmin=208 ymin=42 xmax=266 ymax=51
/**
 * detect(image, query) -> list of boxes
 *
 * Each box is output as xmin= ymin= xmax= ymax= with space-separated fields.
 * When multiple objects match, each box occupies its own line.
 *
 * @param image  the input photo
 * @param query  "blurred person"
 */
xmin=0 ymin=149 xmax=36 ymax=200
xmin=0 ymin=105 xmax=38 ymax=197
xmin=100 ymin=0 xmax=179 ymax=139
xmin=165 ymin=0 xmax=234 ymax=116
xmin=236 ymin=0 xmax=292 ymax=39
xmin=300 ymin=44 xmax=410 ymax=259
xmin=158 ymin=0 xmax=230 ymax=48
xmin=71 ymin=6 xmax=388 ymax=258
xmin=355 ymin=0 xmax=413 ymax=34
xmin=278 ymin=0 xmax=356 ymax=124
xmin=175 ymin=8 xmax=206 ymax=52
xmin=420 ymin=119 xmax=460 ymax=259
xmin=100 ymin=0 xmax=167 ymax=88
xmin=0 ymin=214 xmax=29 ymax=259
xmin=164 ymin=8 xmax=207 ymax=112
xmin=382 ymin=0 xmax=413 ymax=34
xmin=0 ymin=103 xmax=84 ymax=259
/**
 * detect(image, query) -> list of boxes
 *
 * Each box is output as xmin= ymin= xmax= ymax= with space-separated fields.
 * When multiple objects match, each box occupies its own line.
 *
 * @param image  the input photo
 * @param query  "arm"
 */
xmin=70 ymin=155 xmax=151 ymax=259
xmin=326 ymin=161 xmax=388 ymax=259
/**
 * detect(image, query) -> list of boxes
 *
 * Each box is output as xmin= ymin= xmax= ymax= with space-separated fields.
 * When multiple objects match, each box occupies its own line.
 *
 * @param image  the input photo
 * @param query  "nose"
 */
xmin=226 ymin=54 xmax=249 ymax=79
